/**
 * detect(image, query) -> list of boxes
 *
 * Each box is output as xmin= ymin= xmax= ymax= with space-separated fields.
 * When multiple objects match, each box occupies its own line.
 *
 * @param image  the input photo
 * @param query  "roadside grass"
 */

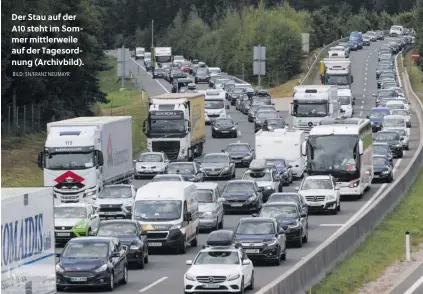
xmin=405 ymin=51 xmax=423 ymax=97
xmin=310 ymin=52 xmax=423 ymax=294
xmin=1 ymin=56 xmax=146 ymax=187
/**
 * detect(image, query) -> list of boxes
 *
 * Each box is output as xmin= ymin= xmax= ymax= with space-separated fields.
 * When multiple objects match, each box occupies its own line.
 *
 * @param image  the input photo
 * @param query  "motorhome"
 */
xmin=204 ymin=89 xmax=227 ymax=124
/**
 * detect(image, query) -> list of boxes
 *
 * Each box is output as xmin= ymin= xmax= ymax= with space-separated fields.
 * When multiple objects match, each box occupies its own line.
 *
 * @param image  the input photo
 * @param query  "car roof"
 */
xmin=100 ymin=219 xmax=138 ymax=225
xmin=141 ymin=152 xmax=164 ymax=156
xmin=195 ymin=182 xmax=219 ymax=189
xmin=169 ymin=161 xmax=194 ymax=165
xmin=373 ymin=142 xmax=390 ymax=146
xmin=240 ymin=217 xmax=275 ymax=222
xmin=228 ymin=142 xmax=250 ymax=147
xmin=304 ymin=175 xmax=332 ymax=180
xmin=104 ymin=184 xmax=133 ymax=188
xmin=68 ymin=236 xmax=117 ymax=243
xmin=262 ymin=201 xmax=298 ymax=208
xmin=205 ymin=153 xmax=229 ymax=157
xmin=227 ymin=180 xmax=255 ymax=184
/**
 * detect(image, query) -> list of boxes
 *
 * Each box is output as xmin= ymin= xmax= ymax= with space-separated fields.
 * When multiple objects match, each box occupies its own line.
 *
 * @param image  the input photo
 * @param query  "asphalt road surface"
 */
xmin=389 ymin=263 xmax=423 ymax=294
xmin=57 ymin=38 xmax=419 ymax=293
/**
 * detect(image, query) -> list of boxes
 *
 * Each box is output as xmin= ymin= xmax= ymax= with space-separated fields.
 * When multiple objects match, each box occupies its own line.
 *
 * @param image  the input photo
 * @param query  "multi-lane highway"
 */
xmin=57 ymin=38 xmax=420 ymax=293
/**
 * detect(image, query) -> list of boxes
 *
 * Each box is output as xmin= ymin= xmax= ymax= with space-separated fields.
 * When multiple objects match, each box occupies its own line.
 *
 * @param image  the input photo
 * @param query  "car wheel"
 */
xmin=138 ymin=252 xmax=145 ymax=269
xmin=106 ymin=271 xmax=114 ymax=291
xmin=144 ymin=249 xmax=149 ymax=264
xmin=281 ymin=246 xmax=287 ymax=260
xmin=178 ymin=240 xmax=187 ymax=254
xmin=387 ymin=175 xmax=394 ymax=183
xmin=302 ymin=230 xmax=308 ymax=243
xmin=398 ymin=152 xmax=403 ymax=158
xmin=120 ymin=264 xmax=128 ymax=284
xmin=56 ymin=286 xmax=65 ymax=292
xmin=233 ymin=132 xmax=238 ymax=138
xmin=296 ymin=232 xmax=303 ymax=248
xmin=246 ymin=271 xmax=254 ymax=290
xmin=219 ymin=215 xmax=224 ymax=229
xmin=278 ymin=184 xmax=283 ymax=192
xmin=190 ymin=230 xmax=198 ymax=247
xmin=274 ymin=249 xmax=281 ymax=266
xmin=237 ymin=278 xmax=245 ymax=294
xmin=337 ymin=202 xmax=341 ymax=212
xmin=406 ymin=145 xmax=409 ymax=150
xmin=212 ymin=132 xmax=216 ymax=138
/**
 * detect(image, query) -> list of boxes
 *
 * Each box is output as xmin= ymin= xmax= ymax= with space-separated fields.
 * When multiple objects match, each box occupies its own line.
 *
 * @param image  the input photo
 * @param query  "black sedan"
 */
xmin=166 ymin=162 xmax=204 ymax=182
xmin=221 ymin=180 xmax=263 ymax=213
xmin=372 ymin=155 xmax=394 ymax=183
xmin=374 ymin=131 xmax=403 ymax=158
xmin=200 ymin=153 xmax=236 ymax=179
xmin=263 ymin=118 xmax=286 ymax=130
xmin=167 ymin=68 xmax=186 ymax=83
xmin=373 ymin=142 xmax=394 ymax=164
xmin=257 ymin=202 xmax=308 ymax=248
xmin=194 ymin=68 xmax=210 ymax=83
xmin=266 ymin=192 xmax=308 ymax=219
xmin=152 ymin=68 xmax=165 ymax=79
xmin=230 ymin=88 xmax=246 ymax=105
xmin=56 ymin=237 xmax=128 ymax=291
xmin=211 ymin=117 xmax=238 ymax=138
xmin=223 ymin=142 xmax=255 ymax=166
xmin=254 ymin=110 xmax=279 ymax=132
xmin=96 ymin=220 xmax=149 ymax=269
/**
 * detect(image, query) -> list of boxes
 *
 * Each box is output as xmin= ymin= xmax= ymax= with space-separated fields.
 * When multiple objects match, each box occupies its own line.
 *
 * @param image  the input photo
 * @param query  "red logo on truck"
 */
xmin=54 ymin=171 xmax=85 ymax=183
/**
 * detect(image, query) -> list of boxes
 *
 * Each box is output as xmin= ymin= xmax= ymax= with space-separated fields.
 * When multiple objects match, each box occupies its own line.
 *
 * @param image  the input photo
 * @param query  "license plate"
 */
xmin=309 ymin=202 xmax=322 ymax=206
xmin=245 ymin=249 xmax=260 ymax=253
xmin=56 ymin=233 xmax=70 ymax=236
xmin=221 ymin=131 xmax=229 ymax=133
xmin=149 ymin=242 xmax=162 ymax=247
xmin=231 ymin=203 xmax=243 ymax=207
xmin=203 ymin=284 xmax=220 ymax=289
xmin=103 ymin=212 xmax=116 ymax=215
xmin=70 ymin=277 xmax=87 ymax=282
xmin=233 ymin=160 xmax=241 ymax=163
xmin=144 ymin=170 xmax=153 ymax=173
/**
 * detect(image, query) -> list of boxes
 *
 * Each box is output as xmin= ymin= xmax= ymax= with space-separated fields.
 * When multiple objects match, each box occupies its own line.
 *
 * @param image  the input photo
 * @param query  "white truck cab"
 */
xmin=338 ymin=88 xmax=354 ymax=118
xmin=133 ymin=182 xmax=199 ymax=253
xmin=204 ymin=89 xmax=228 ymax=124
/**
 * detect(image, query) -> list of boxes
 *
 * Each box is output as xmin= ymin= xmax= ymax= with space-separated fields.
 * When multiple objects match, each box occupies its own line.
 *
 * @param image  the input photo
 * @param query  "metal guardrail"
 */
xmin=256 ymin=48 xmax=423 ymax=294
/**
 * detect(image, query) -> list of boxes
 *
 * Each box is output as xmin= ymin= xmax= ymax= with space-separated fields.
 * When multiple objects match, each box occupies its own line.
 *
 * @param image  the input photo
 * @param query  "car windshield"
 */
xmin=394 ymin=129 xmax=406 ymax=136
xmin=152 ymin=175 xmax=182 ymax=182
xmin=339 ymin=96 xmax=351 ymax=105
xmin=267 ymin=119 xmax=285 ymax=126
xmin=375 ymin=133 xmax=399 ymax=141
xmin=301 ymin=179 xmax=333 ymax=190
xmin=258 ymin=106 xmax=275 ymax=112
xmin=373 ymin=158 xmax=387 ymax=166
xmin=379 ymin=90 xmax=396 ymax=97
xmin=133 ymin=200 xmax=182 ymax=221
xmin=387 ymin=103 xmax=404 ymax=110
xmin=99 ymin=186 xmax=132 ymax=198
xmin=268 ymin=194 xmax=299 ymax=203
xmin=215 ymin=119 xmax=233 ymax=126
xmin=224 ymin=182 xmax=254 ymax=193
xmin=168 ymin=163 xmax=194 ymax=174
xmin=196 ymin=189 xmax=214 ymax=203
xmin=234 ymin=88 xmax=244 ymax=94
xmin=197 ymin=68 xmax=208 ymax=74
xmin=204 ymin=154 xmax=229 ymax=163
xmin=54 ymin=206 xmax=87 ymax=218
xmin=243 ymin=170 xmax=272 ymax=181
xmin=265 ymin=159 xmax=286 ymax=167
xmin=97 ymin=223 xmax=137 ymax=236
xmin=257 ymin=112 xmax=278 ymax=119
xmin=236 ymin=221 xmax=275 ymax=235
xmin=138 ymin=153 xmax=163 ymax=162
xmin=374 ymin=145 xmax=390 ymax=154
xmin=63 ymin=242 xmax=109 ymax=259
xmin=260 ymin=205 xmax=298 ymax=218
xmin=205 ymin=100 xmax=224 ymax=109
xmin=194 ymin=251 xmax=239 ymax=265
xmin=226 ymin=144 xmax=249 ymax=152
xmin=371 ymin=110 xmax=389 ymax=118
xmin=383 ymin=118 xmax=405 ymax=127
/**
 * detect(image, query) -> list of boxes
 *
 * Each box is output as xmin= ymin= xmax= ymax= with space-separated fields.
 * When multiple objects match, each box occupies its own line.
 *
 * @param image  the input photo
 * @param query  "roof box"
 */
xmin=248 ymin=159 xmax=267 ymax=170
xmin=206 ymin=230 xmax=234 ymax=247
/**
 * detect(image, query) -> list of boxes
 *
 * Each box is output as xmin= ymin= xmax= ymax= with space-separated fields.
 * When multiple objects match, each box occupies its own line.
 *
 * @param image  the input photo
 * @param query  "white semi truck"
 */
xmin=135 ymin=47 xmax=145 ymax=60
xmin=153 ymin=47 xmax=172 ymax=66
xmin=290 ymin=85 xmax=339 ymax=131
xmin=321 ymin=58 xmax=354 ymax=89
xmin=1 ymin=187 xmax=56 ymax=293
xmin=255 ymin=128 xmax=307 ymax=179
xmin=143 ymin=93 xmax=206 ymax=161
xmin=38 ymin=116 xmax=134 ymax=202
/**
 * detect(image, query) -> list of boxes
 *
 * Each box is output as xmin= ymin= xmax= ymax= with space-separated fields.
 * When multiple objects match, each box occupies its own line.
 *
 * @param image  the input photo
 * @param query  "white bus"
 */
xmin=302 ymin=118 xmax=373 ymax=199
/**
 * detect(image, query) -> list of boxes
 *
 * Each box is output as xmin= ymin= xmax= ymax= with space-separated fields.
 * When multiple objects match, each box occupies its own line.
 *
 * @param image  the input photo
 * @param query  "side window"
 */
xmin=117 ymin=241 xmax=122 ymax=252
xmin=215 ymin=188 xmax=221 ymax=201
xmin=240 ymin=249 xmax=247 ymax=260
xmin=183 ymin=201 xmax=188 ymax=214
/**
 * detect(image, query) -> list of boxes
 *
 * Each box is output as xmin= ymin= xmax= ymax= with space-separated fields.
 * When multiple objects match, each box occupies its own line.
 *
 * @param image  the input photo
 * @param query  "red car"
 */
xmin=179 ymin=62 xmax=191 ymax=72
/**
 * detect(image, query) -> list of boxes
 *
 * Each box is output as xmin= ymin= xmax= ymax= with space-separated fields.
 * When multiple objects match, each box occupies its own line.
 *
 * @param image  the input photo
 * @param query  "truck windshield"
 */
xmin=156 ymin=56 xmax=171 ymax=63
xmin=339 ymin=96 xmax=351 ymax=105
xmin=205 ymin=100 xmax=224 ymax=109
xmin=45 ymin=151 xmax=94 ymax=170
xmin=326 ymin=75 xmax=349 ymax=85
xmin=133 ymin=200 xmax=182 ymax=221
xmin=149 ymin=116 xmax=185 ymax=134
xmin=292 ymin=102 xmax=328 ymax=117
xmin=307 ymin=135 xmax=359 ymax=177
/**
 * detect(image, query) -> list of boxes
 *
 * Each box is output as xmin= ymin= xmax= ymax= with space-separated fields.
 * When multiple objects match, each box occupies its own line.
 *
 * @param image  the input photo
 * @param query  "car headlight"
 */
xmin=213 ymin=127 xmax=219 ymax=130
xmin=243 ymin=155 xmax=252 ymax=160
xmin=86 ymin=190 xmax=96 ymax=196
xmin=202 ymin=211 xmax=213 ymax=217
xmin=248 ymin=195 xmax=256 ymax=202
xmin=56 ymin=264 xmax=64 ymax=273
xmin=231 ymin=127 xmax=236 ymax=130
xmin=185 ymin=273 xmax=196 ymax=281
xmin=222 ymin=167 xmax=230 ymax=172
xmin=382 ymin=170 xmax=390 ymax=174
xmin=395 ymin=144 xmax=402 ymax=147
xmin=289 ymin=222 xmax=301 ymax=229
xmin=266 ymin=239 xmax=278 ymax=246
xmin=266 ymin=186 xmax=273 ymax=190
xmin=228 ymin=273 xmax=240 ymax=281
xmin=130 ymin=244 xmax=141 ymax=250
xmin=169 ymin=224 xmax=181 ymax=230
xmin=95 ymin=264 xmax=108 ymax=273
xmin=326 ymin=194 xmax=336 ymax=201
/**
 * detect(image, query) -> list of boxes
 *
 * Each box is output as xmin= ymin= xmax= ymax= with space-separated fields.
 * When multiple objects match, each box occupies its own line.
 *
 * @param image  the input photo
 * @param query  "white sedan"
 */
xmin=391 ymin=109 xmax=411 ymax=127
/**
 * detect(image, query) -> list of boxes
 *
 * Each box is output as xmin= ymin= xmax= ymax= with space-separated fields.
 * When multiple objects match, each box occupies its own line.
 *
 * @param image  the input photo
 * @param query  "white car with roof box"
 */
xmin=382 ymin=114 xmax=410 ymax=136
xmin=133 ymin=182 xmax=199 ymax=253
xmin=391 ymin=109 xmax=411 ymax=127
xmin=195 ymin=183 xmax=224 ymax=231
xmin=295 ymin=175 xmax=341 ymax=214
xmin=184 ymin=230 xmax=254 ymax=293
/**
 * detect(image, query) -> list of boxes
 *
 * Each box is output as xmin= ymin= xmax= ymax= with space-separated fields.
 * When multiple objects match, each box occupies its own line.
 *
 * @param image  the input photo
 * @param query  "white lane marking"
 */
xmin=361 ymin=100 xmax=364 ymax=104
xmin=364 ymin=88 xmax=366 ymax=92
xmin=319 ymin=224 xmax=344 ymax=227
xmin=343 ymin=155 xmax=403 ymax=228
xmin=363 ymin=94 xmax=366 ymax=98
xmin=130 ymin=58 xmax=170 ymax=93
xmin=365 ymin=77 xmax=367 ymax=81
xmin=404 ymin=275 xmax=423 ymax=294
xmin=359 ymin=111 xmax=363 ymax=116
xmin=361 ymin=106 xmax=364 ymax=109
xmin=139 ymin=277 xmax=168 ymax=292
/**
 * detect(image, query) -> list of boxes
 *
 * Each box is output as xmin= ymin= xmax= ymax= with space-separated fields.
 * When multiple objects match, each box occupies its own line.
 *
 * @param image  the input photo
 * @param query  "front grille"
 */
xmin=374 ymin=171 xmax=381 ymax=176
xmin=305 ymin=196 xmax=326 ymax=202
xmin=208 ymin=114 xmax=220 ymax=118
xmin=55 ymin=226 xmax=73 ymax=230
xmin=64 ymin=272 xmax=94 ymax=278
xmin=152 ymin=141 xmax=180 ymax=160
xmin=55 ymin=182 xmax=85 ymax=190
xmin=226 ymin=199 xmax=246 ymax=203
xmin=99 ymin=207 xmax=122 ymax=212
xmin=231 ymin=156 xmax=243 ymax=160
xmin=196 ymin=276 xmax=227 ymax=283
xmin=281 ymin=225 xmax=289 ymax=231
xmin=205 ymin=168 xmax=222 ymax=173
xmin=147 ymin=232 xmax=168 ymax=239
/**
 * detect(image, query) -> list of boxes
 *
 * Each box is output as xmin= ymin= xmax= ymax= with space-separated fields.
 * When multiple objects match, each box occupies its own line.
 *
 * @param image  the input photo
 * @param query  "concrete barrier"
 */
xmin=256 ymin=49 xmax=423 ymax=294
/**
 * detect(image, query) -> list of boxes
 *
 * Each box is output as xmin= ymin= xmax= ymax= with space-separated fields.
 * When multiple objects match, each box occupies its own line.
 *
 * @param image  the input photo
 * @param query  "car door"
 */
xmin=240 ymin=249 xmax=253 ymax=283
xmin=114 ymin=240 xmax=125 ymax=280
xmin=253 ymin=182 xmax=262 ymax=202
xmin=271 ymin=168 xmax=280 ymax=191
xmin=215 ymin=188 xmax=224 ymax=223
xmin=87 ymin=205 xmax=100 ymax=231
xmin=276 ymin=222 xmax=286 ymax=250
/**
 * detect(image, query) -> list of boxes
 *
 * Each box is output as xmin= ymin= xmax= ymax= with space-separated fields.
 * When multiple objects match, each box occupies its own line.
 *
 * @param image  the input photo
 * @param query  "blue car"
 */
xmin=368 ymin=107 xmax=390 ymax=132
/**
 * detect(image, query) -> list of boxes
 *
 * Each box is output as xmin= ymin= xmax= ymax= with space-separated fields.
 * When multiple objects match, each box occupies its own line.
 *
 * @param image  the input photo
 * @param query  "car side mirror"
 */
xmin=122 ymin=245 xmax=128 ymax=251
xmin=56 ymin=253 xmax=61 ymax=258
xmin=133 ymin=160 xmax=137 ymax=164
xmin=97 ymin=151 xmax=104 ymax=166
xmin=186 ymin=260 xmax=193 ymax=265
xmin=92 ymin=195 xmax=97 ymax=200
xmin=252 ymin=213 xmax=258 ymax=217
xmin=37 ymin=152 xmax=44 ymax=168
xmin=165 ymin=159 xmax=170 ymax=163
xmin=111 ymin=252 xmax=120 ymax=258
xmin=301 ymin=141 xmax=307 ymax=156
xmin=242 ymin=260 xmax=251 ymax=265
xmin=335 ymin=185 xmax=340 ymax=190
xmin=358 ymin=140 xmax=364 ymax=155
xmin=225 ymin=105 xmax=230 ymax=109
xmin=301 ymin=213 xmax=307 ymax=217
xmin=184 ymin=212 xmax=192 ymax=222
xmin=295 ymin=187 xmax=299 ymax=191
xmin=366 ymin=115 xmax=370 ymax=119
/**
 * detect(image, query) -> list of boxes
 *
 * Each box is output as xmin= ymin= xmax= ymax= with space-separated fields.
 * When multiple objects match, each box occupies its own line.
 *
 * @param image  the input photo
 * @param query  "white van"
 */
xmin=204 ymin=89 xmax=227 ymax=124
xmin=338 ymin=88 xmax=354 ymax=117
xmin=208 ymin=67 xmax=221 ymax=74
xmin=133 ymin=182 xmax=199 ymax=253
xmin=386 ymin=100 xmax=407 ymax=113
xmin=389 ymin=25 xmax=404 ymax=37
xmin=194 ymin=182 xmax=224 ymax=231
xmin=382 ymin=114 xmax=409 ymax=136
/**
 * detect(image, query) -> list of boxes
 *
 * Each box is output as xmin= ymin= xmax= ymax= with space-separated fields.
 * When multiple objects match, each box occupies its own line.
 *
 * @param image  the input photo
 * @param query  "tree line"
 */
xmin=1 ymin=0 xmax=421 ymax=124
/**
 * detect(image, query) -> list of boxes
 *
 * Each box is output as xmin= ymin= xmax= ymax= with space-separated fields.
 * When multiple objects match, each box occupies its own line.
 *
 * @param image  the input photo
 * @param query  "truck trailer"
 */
xmin=320 ymin=58 xmax=354 ymax=89
xmin=1 ymin=187 xmax=56 ymax=294
xmin=38 ymin=116 xmax=134 ymax=202
xmin=143 ymin=93 xmax=206 ymax=161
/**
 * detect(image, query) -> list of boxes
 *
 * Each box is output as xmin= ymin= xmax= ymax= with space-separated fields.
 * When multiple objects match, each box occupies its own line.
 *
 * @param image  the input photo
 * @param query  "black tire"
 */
xmin=274 ymin=250 xmax=281 ymax=266
xmin=56 ymin=286 xmax=65 ymax=292
xmin=237 ymin=278 xmax=245 ymax=294
xmin=179 ymin=240 xmax=187 ymax=254
xmin=212 ymin=133 xmax=216 ymax=138
xmin=278 ymin=184 xmax=283 ymax=192
xmin=190 ymin=231 xmax=198 ymax=247
xmin=398 ymin=152 xmax=403 ymax=158
xmin=213 ymin=218 xmax=219 ymax=231
xmin=106 ymin=272 xmax=114 ymax=291
xmin=246 ymin=272 xmax=254 ymax=290
xmin=144 ymin=250 xmax=149 ymax=264
xmin=296 ymin=232 xmax=303 ymax=248
xmin=138 ymin=253 xmax=145 ymax=269
xmin=120 ymin=264 xmax=128 ymax=284
xmin=218 ymin=216 xmax=224 ymax=229
xmin=337 ymin=202 xmax=341 ymax=212
xmin=281 ymin=247 xmax=286 ymax=260
xmin=302 ymin=230 xmax=308 ymax=243
xmin=387 ymin=175 xmax=394 ymax=183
